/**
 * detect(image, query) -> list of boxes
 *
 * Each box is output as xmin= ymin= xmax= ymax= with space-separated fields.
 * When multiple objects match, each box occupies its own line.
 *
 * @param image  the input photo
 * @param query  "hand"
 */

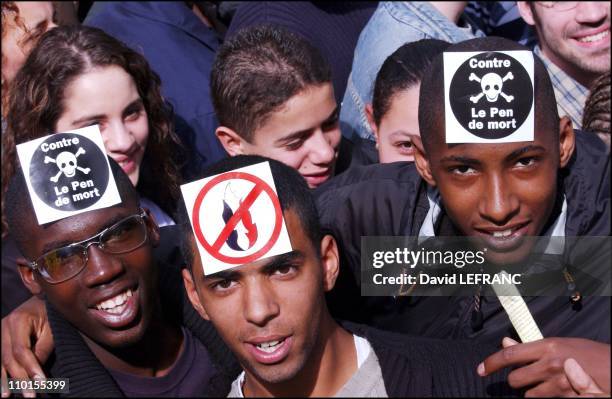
xmin=564 ymin=358 xmax=609 ymax=397
xmin=1 ymin=296 xmax=53 ymax=398
xmin=477 ymin=337 xmax=611 ymax=397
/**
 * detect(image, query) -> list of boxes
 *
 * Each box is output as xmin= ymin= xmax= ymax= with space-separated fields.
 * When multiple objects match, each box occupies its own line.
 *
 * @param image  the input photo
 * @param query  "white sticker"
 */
xmin=444 ymin=50 xmax=535 ymax=143
xmin=16 ymin=125 xmax=121 ymax=225
xmin=181 ymin=161 xmax=293 ymax=276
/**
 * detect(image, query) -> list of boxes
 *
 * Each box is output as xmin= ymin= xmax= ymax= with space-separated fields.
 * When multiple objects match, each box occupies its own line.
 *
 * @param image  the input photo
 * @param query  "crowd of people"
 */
xmin=1 ymin=1 xmax=610 ymax=397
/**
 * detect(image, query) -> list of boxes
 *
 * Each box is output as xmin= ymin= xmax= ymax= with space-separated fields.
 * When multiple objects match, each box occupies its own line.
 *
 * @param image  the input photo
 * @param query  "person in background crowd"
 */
xmin=226 ymin=1 xmax=378 ymax=106
xmin=2 ymin=160 xmax=236 ymax=397
xmin=582 ymin=72 xmax=611 ymax=151
xmin=340 ymin=1 xmax=483 ymax=141
xmin=1 ymin=25 xmax=184 ymax=318
xmin=211 ymin=25 xmax=341 ymax=189
xmin=358 ymin=39 xmax=451 ymax=166
xmin=465 ymin=1 xmax=537 ymax=48
xmin=517 ymin=1 xmax=611 ymax=130
xmin=1 ymin=1 xmax=57 ymax=125
xmin=84 ymin=1 xmax=228 ymax=180
xmin=316 ymin=37 xmax=610 ymax=397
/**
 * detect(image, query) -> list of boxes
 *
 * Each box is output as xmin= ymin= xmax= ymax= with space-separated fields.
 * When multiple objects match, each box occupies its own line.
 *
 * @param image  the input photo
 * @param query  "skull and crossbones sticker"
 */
xmin=16 ymin=126 xmax=121 ymax=224
xmin=444 ymin=50 xmax=534 ymax=143
xmin=44 ymin=147 xmax=91 ymax=182
xmin=468 ymin=72 xmax=514 ymax=103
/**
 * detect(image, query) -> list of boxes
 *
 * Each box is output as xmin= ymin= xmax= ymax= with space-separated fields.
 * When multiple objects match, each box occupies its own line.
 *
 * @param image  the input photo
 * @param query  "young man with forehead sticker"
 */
xmin=210 ymin=25 xmax=343 ymax=189
xmin=315 ymin=37 xmax=610 ymax=396
xmin=1 ymin=160 xmax=238 ymax=397
xmin=181 ymin=155 xmax=511 ymax=397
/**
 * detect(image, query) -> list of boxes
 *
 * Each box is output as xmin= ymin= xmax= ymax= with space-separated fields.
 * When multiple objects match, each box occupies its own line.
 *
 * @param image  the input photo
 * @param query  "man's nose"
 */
xmin=242 ymin=278 xmax=280 ymax=327
xmin=307 ymin=130 xmax=336 ymax=166
xmin=478 ymin=175 xmax=520 ymax=225
xmin=81 ymin=245 xmax=125 ymax=288
xmin=575 ymin=2 xmax=609 ymax=24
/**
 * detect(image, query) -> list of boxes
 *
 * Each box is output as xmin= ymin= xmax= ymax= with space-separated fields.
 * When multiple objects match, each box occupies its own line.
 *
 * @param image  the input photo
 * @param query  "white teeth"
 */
xmin=578 ymin=30 xmax=609 ymax=43
xmin=492 ymin=230 xmax=512 ymax=237
xmin=256 ymin=339 xmax=283 ymax=353
xmin=95 ymin=289 xmax=132 ymax=311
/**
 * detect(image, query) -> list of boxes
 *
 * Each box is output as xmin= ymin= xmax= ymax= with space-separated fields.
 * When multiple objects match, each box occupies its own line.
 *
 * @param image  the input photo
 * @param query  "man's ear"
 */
xmin=182 ymin=268 xmax=210 ymax=321
xmin=365 ymin=104 xmax=380 ymax=149
xmin=516 ymin=2 xmax=536 ymax=26
xmin=215 ymin=126 xmax=246 ymax=156
xmin=558 ymin=116 xmax=575 ymax=168
xmin=320 ymin=235 xmax=340 ymax=292
xmin=412 ymin=136 xmax=436 ymax=186
xmin=16 ymin=258 xmax=43 ymax=296
xmin=144 ymin=208 xmax=160 ymax=248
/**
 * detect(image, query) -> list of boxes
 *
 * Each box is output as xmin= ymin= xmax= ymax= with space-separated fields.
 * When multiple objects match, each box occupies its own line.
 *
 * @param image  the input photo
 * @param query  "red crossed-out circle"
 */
xmin=192 ymin=171 xmax=283 ymax=264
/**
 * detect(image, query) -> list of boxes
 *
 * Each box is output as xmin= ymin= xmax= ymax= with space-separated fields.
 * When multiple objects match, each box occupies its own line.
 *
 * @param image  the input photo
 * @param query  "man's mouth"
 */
xmin=578 ymin=30 xmax=609 ymax=43
xmin=95 ymin=289 xmax=133 ymax=314
xmin=303 ymin=169 xmax=332 ymax=188
xmin=255 ymin=339 xmax=284 ymax=353
xmin=474 ymin=222 xmax=530 ymax=252
xmin=90 ymin=288 xmax=139 ymax=328
xmin=245 ymin=336 xmax=293 ymax=364
xmin=574 ymin=27 xmax=610 ymax=45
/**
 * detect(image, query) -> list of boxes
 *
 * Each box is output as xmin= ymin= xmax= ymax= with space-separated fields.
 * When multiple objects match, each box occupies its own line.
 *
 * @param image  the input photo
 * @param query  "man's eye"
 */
xmin=515 ymin=157 xmax=537 ymax=168
xmin=285 ymin=140 xmax=304 ymax=151
xmin=450 ymin=165 xmax=477 ymax=175
xmin=212 ymin=279 xmax=236 ymax=291
xmin=321 ymin=117 xmax=339 ymax=131
xmin=272 ymin=265 xmax=296 ymax=276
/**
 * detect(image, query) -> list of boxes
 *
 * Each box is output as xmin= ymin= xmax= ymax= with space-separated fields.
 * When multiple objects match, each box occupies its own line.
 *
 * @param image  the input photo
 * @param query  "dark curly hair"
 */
xmin=2 ymin=25 xmax=183 ymax=236
xmin=583 ymin=72 xmax=610 ymax=148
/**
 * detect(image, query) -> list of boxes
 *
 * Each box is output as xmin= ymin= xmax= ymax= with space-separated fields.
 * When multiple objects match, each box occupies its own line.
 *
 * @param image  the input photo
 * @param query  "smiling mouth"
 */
xmin=95 ymin=288 xmax=133 ymax=314
xmin=575 ymin=29 xmax=610 ymax=44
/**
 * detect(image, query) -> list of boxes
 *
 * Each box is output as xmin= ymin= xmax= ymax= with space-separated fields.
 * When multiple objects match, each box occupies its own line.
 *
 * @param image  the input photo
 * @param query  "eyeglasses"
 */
xmin=27 ymin=210 xmax=149 ymax=284
xmin=536 ymin=2 xmax=579 ymax=12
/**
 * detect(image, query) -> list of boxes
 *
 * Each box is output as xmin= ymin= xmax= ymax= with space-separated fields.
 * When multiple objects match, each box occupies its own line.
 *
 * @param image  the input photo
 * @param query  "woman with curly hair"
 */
xmin=2 ymin=24 xmax=184 ymax=233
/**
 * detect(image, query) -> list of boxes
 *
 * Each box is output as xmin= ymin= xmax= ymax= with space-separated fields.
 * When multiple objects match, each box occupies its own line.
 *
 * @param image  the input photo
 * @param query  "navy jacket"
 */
xmin=85 ymin=2 xmax=227 ymax=179
xmin=316 ymin=132 xmax=611 ymax=343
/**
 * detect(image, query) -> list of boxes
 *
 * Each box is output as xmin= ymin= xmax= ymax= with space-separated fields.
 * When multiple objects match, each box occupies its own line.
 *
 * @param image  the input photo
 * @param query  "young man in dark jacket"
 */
xmin=3 ymin=160 xmax=238 ymax=397
xmin=314 ymin=37 xmax=611 ymax=396
xmin=180 ymin=155 xmax=511 ymax=397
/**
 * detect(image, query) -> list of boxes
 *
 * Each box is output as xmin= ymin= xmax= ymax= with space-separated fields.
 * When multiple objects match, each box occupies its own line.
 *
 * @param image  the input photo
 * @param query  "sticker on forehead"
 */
xmin=16 ymin=125 xmax=121 ymax=225
xmin=444 ymin=50 xmax=534 ymax=143
xmin=181 ymin=162 xmax=293 ymax=276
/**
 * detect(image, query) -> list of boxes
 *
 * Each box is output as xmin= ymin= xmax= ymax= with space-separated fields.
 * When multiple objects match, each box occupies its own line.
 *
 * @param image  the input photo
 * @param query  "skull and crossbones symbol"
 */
xmin=44 ymin=147 xmax=91 ymax=183
xmin=469 ymin=72 xmax=514 ymax=103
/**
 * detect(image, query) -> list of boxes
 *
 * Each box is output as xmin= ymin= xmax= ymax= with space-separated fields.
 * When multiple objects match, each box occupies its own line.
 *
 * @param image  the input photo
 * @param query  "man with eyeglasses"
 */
xmin=517 ymin=1 xmax=611 ymax=130
xmin=1 ymin=161 xmax=238 ymax=397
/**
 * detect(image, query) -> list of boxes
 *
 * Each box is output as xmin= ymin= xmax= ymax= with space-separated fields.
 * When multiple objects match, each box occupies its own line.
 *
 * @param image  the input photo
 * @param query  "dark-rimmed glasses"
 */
xmin=27 ymin=210 xmax=149 ymax=284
